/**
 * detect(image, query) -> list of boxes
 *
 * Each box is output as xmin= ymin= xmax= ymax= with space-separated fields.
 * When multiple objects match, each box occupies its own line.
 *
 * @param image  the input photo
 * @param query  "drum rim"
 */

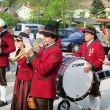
xmin=62 ymin=57 xmax=94 ymax=101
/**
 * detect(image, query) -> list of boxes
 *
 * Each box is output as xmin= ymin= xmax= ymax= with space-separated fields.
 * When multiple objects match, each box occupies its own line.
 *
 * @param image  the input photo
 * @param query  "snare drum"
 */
xmin=95 ymin=69 xmax=110 ymax=81
xmin=57 ymin=57 xmax=94 ymax=101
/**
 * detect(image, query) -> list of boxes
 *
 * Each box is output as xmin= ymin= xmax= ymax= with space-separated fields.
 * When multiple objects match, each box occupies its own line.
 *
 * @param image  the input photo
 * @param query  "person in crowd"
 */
xmin=70 ymin=27 xmax=105 ymax=110
xmin=0 ymin=18 xmax=16 ymax=107
xmin=26 ymin=24 xmax=62 ymax=110
xmin=36 ymin=26 xmax=44 ymax=39
xmin=24 ymin=27 xmax=35 ymax=44
xmin=99 ymin=25 xmax=110 ymax=56
xmin=10 ymin=32 xmax=33 ymax=110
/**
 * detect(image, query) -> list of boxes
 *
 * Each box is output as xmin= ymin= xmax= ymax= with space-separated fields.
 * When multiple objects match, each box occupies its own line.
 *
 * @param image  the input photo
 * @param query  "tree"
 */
xmin=0 ymin=11 xmax=21 ymax=26
xmin=90 ymin=0 xmax=107 ymax=18
xmin=41 ymin=0 xmax=83 ymax=28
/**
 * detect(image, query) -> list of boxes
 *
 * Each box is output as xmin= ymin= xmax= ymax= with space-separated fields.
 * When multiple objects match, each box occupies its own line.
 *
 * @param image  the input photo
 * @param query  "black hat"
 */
xmin=39 ymin=24 xmax=58 ymax=37
xmin=14 ymin=32 xmax=29 ymax=38
xmin=83 ymin=27 xmax=97 ymax=40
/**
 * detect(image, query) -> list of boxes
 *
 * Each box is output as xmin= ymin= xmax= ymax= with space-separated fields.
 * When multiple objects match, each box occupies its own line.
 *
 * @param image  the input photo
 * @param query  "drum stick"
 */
xmin=98 ymin=58 xmax=103 ymax=62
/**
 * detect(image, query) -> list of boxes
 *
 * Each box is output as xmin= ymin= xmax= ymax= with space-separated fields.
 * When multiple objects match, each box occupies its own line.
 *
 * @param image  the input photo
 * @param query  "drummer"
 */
xmin=70 ymin=27 xmax=105 ymax=110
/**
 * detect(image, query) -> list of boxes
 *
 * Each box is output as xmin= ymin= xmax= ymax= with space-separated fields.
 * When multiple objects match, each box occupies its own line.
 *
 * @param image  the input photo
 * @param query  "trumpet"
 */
xmin=9 ymin=38 xmax=44 ymax=65
xmin=8 ymin=51 xmax=26 ymax=65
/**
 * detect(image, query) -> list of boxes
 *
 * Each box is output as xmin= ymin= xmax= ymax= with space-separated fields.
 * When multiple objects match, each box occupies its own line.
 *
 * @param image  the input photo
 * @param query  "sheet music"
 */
xmin=22 ymin=37 xmax=33 ymax=49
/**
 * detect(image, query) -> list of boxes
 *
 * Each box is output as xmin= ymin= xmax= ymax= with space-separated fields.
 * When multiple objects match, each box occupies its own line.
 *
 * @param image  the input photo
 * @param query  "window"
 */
xmin=15 ymin=25 xmax=22 ymax=31
xmin=58 ymin=30 xmax=66 ymax=36
xmin=109 ymin=0 xmax=110 ymax=7
xmin=108 ymin=10 xmax=110 ymax=15
xmin=79 ymin=12 xmax=85 ymax=18
xmin=26 ymin=26 xmax=38 ymax=32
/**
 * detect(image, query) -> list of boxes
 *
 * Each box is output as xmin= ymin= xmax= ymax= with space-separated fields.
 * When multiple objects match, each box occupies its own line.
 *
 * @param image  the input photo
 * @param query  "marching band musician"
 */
xmin=10 ymin=32 xmax=33 ymax=110
xmin=99 ymin=25 xmax=110 ymax=55
xmin=26 ymin=24 xmax=62 ymax=110
xmin=70 ymin=27 xmax=105 ymax=110
xmin=0 ymin=18 xmax=15 ymax=107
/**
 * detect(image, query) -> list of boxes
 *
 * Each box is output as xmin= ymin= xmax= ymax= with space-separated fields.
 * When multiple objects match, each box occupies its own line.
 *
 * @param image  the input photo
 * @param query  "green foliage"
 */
xmin=0 ymin=12 xmax=21 ymax=26
xmin=28 ymin=18 xmax=57 ymax=26
xmin=86 ymin=24 xmax=94 ymax=28
xmin=90 ymin=0 xmax=107 ymax=18
xmin=71 ymin=23 xmax=94 ymax=28
xmin=105 ymin=22 xmax=110 ymax=27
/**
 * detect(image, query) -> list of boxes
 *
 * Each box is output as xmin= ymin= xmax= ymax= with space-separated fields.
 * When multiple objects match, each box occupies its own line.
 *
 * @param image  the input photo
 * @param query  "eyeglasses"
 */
xmin=15 ymin=39 xmax=23 ymax=42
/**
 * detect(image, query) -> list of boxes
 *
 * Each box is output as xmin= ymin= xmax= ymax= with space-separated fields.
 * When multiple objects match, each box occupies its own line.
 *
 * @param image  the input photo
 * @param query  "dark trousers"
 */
xmin=90 ymin=77 xmax=100 ymax=97
xmin=104 ymin=47 xmax=109 ymax=55
xmin=33 ymin=98 xmax=54 ymax=110
xmin=0 ymin=67 xmax=7 ymax=85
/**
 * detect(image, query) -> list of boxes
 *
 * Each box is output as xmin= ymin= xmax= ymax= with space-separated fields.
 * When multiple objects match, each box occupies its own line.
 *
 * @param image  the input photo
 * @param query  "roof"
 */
xmin=95 ymin=18 xmax=110 ymax=22
xmin=74 ymin=18 xmax=101 ymax=25
xmin=0 ymin=7 xmax=18 ymax=17
xmin=80 ymin=0 xmax=108 ymax=8
xmin=16 ymin=5 xmax=35 ymax=13
xmin=23 ymin=5 xmax=36 ymax=10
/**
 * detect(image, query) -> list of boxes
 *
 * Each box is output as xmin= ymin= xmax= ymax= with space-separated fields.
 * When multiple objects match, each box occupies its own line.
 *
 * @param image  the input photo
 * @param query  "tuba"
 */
xmin=8 ymin=38 xmax=44 ymax=65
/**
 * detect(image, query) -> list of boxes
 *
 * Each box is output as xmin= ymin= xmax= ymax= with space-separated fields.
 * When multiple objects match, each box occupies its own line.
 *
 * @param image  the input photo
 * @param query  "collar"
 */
xmin=45 ymin=42 xmax=56 ymax=49
xmin=87 ymin=39 xmax=94 ymax=46
xmin=0 ymin=29 xmax=6 ymax=35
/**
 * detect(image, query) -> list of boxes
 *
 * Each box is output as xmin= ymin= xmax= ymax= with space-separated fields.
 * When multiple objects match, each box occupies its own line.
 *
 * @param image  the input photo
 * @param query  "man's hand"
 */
xmin=25 ymin=48 xmax=34 ymax=57
xmin=84 ymin=62 xmax=92 ymax=73
xmin=103 ymin=58 xmax=109 ymax=65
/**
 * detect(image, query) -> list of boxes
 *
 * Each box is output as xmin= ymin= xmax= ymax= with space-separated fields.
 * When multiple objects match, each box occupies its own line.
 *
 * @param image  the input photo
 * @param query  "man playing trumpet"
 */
xmin=26 ymin=24 xmax=62 ymax=110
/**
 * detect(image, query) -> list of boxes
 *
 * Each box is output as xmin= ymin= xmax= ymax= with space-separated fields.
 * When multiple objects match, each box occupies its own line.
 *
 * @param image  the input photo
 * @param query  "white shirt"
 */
xmin=87 ymin=39 xmax=94 ymax=47
xmin=0 ymin=29 xmax=6 ymax=35
xmin=45 ymin=42 xmax=55 ymax=49
xmin=29 ymin=33 xmax=35 ymax=44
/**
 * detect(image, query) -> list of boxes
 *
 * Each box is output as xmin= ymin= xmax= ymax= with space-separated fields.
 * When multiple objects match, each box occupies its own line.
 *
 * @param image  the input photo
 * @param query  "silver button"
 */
xmin=18 ymin=66 xmax=20 ymax=67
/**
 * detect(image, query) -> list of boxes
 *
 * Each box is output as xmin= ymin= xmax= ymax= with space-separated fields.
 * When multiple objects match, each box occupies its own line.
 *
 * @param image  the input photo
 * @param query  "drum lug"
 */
xmin=62 ymin=63 xmax=68 ymax=66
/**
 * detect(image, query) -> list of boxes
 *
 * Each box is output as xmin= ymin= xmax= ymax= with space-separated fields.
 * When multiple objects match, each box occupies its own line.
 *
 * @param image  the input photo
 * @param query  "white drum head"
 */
xmin=63 ymin=58 xmax=93 ymax=99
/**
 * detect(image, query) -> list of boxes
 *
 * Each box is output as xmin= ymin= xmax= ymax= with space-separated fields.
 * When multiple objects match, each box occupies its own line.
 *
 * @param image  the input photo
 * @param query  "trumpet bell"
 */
xmin=8 ymin=57 xmax=15 ymax=65
xmin=34 ymin=38 xmax=43 ymax=53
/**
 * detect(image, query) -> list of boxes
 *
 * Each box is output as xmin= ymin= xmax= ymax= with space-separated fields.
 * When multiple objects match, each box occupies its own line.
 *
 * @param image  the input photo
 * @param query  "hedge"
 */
xmin=0 ymin=11 xmax=21 ymax=26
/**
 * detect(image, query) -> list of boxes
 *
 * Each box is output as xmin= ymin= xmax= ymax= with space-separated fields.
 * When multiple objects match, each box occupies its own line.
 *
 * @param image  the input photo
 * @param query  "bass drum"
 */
xmin=57 ymin=57 xmax=94 ymax=101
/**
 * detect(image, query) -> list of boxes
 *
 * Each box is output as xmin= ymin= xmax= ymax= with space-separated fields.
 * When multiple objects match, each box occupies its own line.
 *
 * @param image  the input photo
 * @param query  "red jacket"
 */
xmin=29 ymin=44 xmax=62 ymax=98
xmin=0 ymin=31 xmax=15 ymax=66
xmin=71 ymin=40 xmax=105 ymax=71
xmin=16 ymin=56 xmax=33 ymax=80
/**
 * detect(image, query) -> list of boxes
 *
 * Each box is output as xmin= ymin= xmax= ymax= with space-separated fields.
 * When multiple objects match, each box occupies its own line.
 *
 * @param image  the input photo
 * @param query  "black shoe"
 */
xmin=54 ymin=96 xmax=59 ymax=100
xmin=0 ymin=101 xmax=8 ymax=107
xmin=86 ymin=108 xmax=91 ymax=110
